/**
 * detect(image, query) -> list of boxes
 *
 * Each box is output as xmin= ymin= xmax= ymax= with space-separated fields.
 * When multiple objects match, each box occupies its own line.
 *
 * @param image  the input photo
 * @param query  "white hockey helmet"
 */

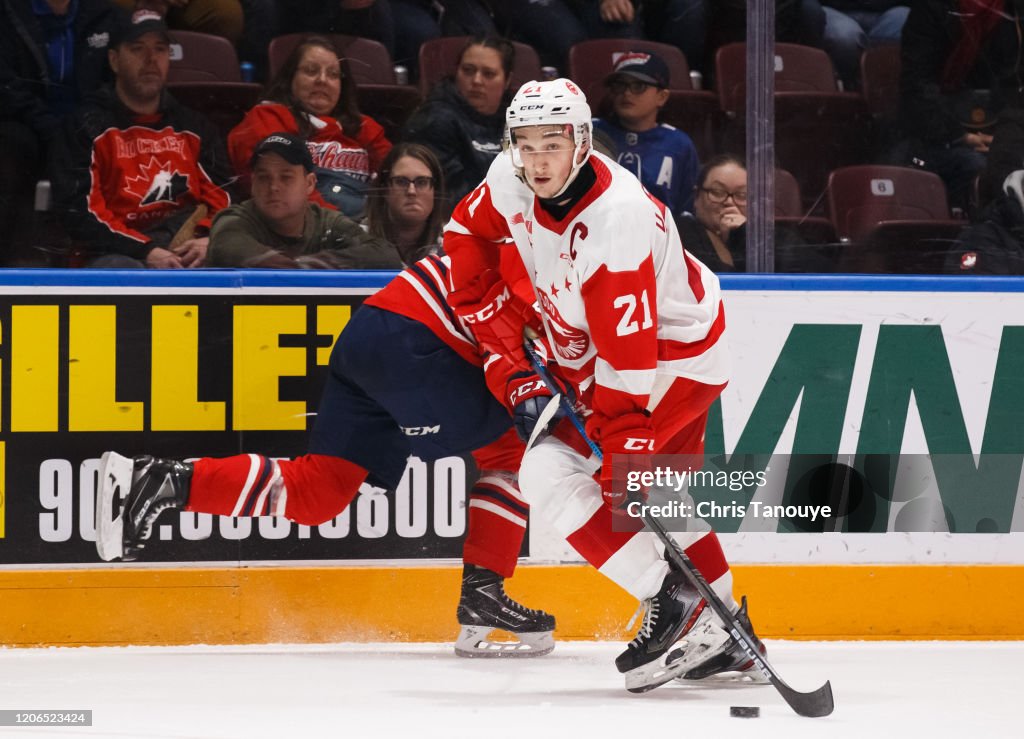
xmin=506 ymin=78 xmax=593 ymax=197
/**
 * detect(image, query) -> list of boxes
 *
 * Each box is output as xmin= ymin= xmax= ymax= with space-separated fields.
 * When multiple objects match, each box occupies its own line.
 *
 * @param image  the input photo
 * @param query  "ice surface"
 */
xmin=0 ymin=641 xmax=1017 ymax=738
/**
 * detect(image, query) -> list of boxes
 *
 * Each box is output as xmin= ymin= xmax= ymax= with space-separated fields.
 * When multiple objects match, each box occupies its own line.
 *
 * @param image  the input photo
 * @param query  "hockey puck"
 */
xmin=730 ymin=706 xmax=760 ymax=718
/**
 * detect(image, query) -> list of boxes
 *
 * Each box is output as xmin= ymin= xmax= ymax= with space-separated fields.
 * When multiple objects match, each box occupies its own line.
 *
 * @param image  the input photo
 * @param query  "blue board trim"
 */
xmin=0 ymin=269 xmax=1020 ymax=293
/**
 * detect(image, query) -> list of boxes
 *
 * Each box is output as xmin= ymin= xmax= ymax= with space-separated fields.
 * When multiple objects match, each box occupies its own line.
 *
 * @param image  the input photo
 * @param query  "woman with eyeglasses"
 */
xmin=365 ymin=143 xmax=447 ymax=265
xmin=677 ymin=154 xmax=750 ymax=271
xmin=228 ymin=35 xmax=392 ymax=220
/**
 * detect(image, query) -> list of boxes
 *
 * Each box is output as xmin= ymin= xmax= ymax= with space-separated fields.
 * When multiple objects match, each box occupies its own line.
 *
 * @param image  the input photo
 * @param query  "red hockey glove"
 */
xmin=592 ymin=413 xmax=656 ymax=512
xmin=449 ymin=270 xmax=542 ymax=368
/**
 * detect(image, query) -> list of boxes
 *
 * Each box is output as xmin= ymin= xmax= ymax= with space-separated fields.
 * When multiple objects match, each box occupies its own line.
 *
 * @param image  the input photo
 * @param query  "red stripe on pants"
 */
xmin=188 ymin=453 xmax=367 ymax=525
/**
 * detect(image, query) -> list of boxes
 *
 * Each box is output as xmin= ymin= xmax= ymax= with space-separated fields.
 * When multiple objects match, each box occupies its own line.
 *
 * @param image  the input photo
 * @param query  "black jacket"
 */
xmin=946 ymin=196 xmax=1024 ymax=274
xmin=0 ymin=0 xmax=123 ymax=142
xmin=403 ymin=78 xmax=510 ymax=209
xmin=900 ymin=0 xmax=1024 ymax=148
xmin=676 ymin=213 xmax=825 ymax=273
xmin=50 ymin=86 xmax=235 ymax=258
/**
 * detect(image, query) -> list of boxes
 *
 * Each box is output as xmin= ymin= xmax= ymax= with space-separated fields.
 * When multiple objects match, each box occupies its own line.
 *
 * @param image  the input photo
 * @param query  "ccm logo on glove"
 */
xmin=461 ymin=285 xmax=511 ymax=324
xmin=509 ymin=378 xmax=547 ymax=406
xmin=623 ymin=437 xmax=656 ymax=451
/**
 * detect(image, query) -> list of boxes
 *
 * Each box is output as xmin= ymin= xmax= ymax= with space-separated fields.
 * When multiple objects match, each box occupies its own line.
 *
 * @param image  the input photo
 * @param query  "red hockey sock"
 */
xmin=462 ymin=471 xmax=528 ymax=578
xmin=188 ymin=453 xmax=368 ymax=525
xmin=683 ymin=530 xmax=730 ymax=585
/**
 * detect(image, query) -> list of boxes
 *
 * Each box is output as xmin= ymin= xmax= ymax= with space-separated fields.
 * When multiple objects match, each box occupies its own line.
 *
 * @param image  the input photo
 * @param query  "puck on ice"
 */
xmin=730 ymin=706 xmax=760 ymax=718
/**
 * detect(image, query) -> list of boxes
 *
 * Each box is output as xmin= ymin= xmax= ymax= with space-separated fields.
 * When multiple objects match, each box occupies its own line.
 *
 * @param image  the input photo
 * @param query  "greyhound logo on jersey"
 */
xmin=124 ymin=157 xmax=190 ymax=206
xmin=537 ymin=288 xmax=589 ymax=361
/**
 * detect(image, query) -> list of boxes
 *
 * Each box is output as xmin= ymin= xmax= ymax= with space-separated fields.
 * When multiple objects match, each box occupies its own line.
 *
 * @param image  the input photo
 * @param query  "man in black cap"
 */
xmin=207 ymin=132 xmax=404 ymax=268
xmin=593 ymin=50 xmax=700 ymax=217
xmin=49 ymin=8 xmax=235 ymax=267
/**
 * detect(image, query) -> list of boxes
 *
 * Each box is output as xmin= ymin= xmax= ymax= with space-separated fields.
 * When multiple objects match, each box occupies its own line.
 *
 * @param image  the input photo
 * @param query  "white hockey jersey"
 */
xmin=444 ymin=151 xmax=729 ymax=431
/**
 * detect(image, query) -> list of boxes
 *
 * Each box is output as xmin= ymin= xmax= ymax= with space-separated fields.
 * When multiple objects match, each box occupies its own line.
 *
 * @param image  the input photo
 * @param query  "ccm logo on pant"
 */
xmin=401 ymin=425 xmax=441 ymax=436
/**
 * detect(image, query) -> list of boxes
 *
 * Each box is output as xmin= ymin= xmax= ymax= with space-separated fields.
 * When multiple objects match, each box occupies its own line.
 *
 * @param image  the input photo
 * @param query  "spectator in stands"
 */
xmin=114 ymin=0 xmax=243 ymax=45
xmin=229 ymin=35 xmax=392 ymax=220
xmin=899 ymin=0 xmax=1024 ymax=212
xmin=592 ymin=50 xmax=700 ymax=216
xmin=365 ymin=142 xmax=446 ymax=265
xmin=820 ymin=2 xmax=909 ymax=89
xmin=208 ymin=132 xmax=403 ymax=268
xmin=947 ymin=168 xmax=1024 ymax=274
xmin=49 ymin=10 xmax=234 ymax=268
xmin=0 ymin=0 xmax=124 ymax=265
xmin=403 ymin=36 xmax=513 ymax=212
xmin=276 ymin=1 xmax=496 ymax=78
xmin=114 ymin=1 xmax=279 ymax=78
xmin=665 ymin=0 xmax=826 ymax=74
xmin=492 ymin=0 xmax=642 ymax=70
xmin=679 ymin=154 xmax=816 ymax=272
xmin=678 ymin=154 xmax=750 ymax=271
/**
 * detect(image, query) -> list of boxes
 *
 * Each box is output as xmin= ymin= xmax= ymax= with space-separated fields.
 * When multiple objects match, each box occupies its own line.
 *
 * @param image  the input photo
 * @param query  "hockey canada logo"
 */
xmin=124 ymin=157 xmax=190 ymax=206
xmin=537 ymin=288 xmax=589 ymax=361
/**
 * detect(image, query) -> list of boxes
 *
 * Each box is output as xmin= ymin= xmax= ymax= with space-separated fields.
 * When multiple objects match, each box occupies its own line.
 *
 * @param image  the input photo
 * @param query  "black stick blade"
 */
xmin=775 ymin=678 xmax=834 ymax=718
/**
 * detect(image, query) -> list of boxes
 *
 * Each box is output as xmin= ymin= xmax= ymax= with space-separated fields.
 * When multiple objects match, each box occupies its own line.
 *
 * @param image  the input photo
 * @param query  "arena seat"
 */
xmin=167 ymin=31 xmax=241 ymax=83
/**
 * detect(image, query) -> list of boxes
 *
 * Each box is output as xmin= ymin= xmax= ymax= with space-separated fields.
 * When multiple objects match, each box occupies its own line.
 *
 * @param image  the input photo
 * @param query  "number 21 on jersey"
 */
xmin=613 ymin=290 xmax=653 ymax=336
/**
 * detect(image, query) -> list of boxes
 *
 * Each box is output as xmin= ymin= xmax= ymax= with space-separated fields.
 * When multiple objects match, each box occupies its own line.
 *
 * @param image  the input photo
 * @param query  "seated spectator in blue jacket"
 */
xmin=0 ymin=0 xmax=123 ymax=263
xmin=592 ymin=51 xmax=700 ymax=217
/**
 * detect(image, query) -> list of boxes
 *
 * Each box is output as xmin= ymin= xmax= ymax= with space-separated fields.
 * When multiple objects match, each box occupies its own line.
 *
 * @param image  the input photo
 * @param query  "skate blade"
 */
xmin=95 ymin=451 xmax=132 ymax=561
xmin=623 ymin=619 xmax=731 ymax=693
xmin=454 ymin=625 xmax=555 ymax=658
xmin=676 ymin=668 xmax=771 ymax=685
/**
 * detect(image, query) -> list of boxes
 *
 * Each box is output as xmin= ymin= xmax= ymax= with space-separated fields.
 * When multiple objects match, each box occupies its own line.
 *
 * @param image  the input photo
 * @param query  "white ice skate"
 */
xmin=95 ymin=451 xmax=193 ymax=562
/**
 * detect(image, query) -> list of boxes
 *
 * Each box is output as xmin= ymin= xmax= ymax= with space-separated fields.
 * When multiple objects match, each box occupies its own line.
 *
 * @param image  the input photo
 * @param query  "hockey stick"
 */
xmin=522 ymin=340 xmax=835 ymax=718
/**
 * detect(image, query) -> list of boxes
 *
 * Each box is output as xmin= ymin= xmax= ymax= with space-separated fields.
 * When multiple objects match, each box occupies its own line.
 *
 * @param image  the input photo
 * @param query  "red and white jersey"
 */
xmin=444 ymin=151 xmax=729 ymax=428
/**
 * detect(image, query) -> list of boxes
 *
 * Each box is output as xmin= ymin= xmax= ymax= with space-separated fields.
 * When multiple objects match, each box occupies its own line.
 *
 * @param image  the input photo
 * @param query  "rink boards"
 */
xmin=0 ymin=270 xmax=1021 ymax=645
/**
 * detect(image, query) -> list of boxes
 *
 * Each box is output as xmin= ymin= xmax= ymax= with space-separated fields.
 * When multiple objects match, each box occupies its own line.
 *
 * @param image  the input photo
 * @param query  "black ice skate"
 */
xmin=455 ymin=565 xmax=556 ymax=658
xmin=95 ymin=451 xmax=192 ymax=562
xmin=674 ymin=596 xmax=769 ymax=683
xmin=616 ymin=569 xmax=730 ymax=693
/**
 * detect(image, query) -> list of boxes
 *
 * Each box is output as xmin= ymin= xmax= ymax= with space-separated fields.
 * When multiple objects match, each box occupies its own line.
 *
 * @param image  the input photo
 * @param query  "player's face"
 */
xmin=513 ymin=125 xmax=577 ymax=199
xmin=292 ymin=45 xmax=342 ymax=117
xmin=455 ymin=45 xmax=509 ymax=116
xmin=607 ymin=76 xmax=668 ymax=130
xmin=386 ymin=155 xmax=435 ymax=226
xmin=251 ymin=153 xmax=315 ymax=227
xmin=695 ymin=162 xmax=748 ymax=232
xmin=109 ymin=33 xmax=170 ymax=107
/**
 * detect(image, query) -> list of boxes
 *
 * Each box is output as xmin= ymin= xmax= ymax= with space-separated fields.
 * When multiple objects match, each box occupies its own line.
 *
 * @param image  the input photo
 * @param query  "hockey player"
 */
xmin=443 ymin=78 xmax=766 ymax=692
xmin=96 ymin=253 xmax=564 ymax=658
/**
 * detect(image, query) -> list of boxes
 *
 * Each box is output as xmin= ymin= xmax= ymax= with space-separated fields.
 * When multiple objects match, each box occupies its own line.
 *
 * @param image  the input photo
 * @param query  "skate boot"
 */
xmin=615 ymin=569 xmax=731 ymax=693
xmin=675 ymin=596 xmax=768 ymax=683
xmin=95 ymin=452 xmax=192 ymax=562
xmin=454 ymin=565 xmax=556 ymax=658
